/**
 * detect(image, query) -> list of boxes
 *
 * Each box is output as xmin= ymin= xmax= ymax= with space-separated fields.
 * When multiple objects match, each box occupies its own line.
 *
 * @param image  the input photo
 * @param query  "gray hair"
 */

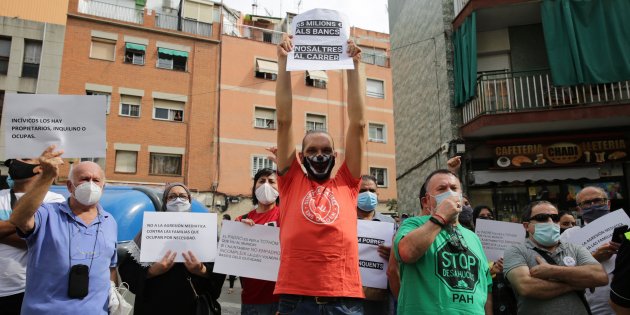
xmin=575 ymin=186 xmax=607 ymax=203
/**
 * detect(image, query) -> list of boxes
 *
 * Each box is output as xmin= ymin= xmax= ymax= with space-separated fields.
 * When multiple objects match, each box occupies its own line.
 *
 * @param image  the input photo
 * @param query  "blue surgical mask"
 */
xmin=533 ymin=223 xmax=560 ymax=247
xmin=581 ymin=204 xmax=609 ymax=224
xmin=6 ymin=175 xmax=14 ymax=189
xmin=432 ymin=190 xmax=462 ymax=207
xmin=357 ymin=191 xmax=378 ymax=212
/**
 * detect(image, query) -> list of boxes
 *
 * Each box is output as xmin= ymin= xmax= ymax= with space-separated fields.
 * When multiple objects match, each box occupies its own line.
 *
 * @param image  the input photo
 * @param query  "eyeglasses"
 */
xmin=528 ymin=213 xmax=560 ymax=223
xmin=478 ymin=215 xmax=494 ymax=220
xmin=578 ymin=197 xmax=607 ymax=208
xmin=167 ymin=193 xmax=189 ymax=201
xmin=359 ymin=188 xmax=376 ymax=193
xmin=447 ymin=228 xmax=468 ymax=252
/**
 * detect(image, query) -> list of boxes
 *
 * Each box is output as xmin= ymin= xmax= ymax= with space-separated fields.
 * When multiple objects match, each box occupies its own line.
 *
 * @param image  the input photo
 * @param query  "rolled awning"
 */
xmin=472 ymin=167 xmax=601 ymax=185
xmin=256 ymin=59 xmax=278 ymax=75
xmin=125 ymin=42 xmax=146 ymax=52
xmin=158 ymin=47 xmax=188 ymax=58
xmin=307 ymin=70 xmax=328 ymax=82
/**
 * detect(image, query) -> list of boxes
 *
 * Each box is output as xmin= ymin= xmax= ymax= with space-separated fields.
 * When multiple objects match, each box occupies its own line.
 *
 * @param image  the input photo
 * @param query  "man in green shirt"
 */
xmin=394 ymin=169 xmax=492 ymax=315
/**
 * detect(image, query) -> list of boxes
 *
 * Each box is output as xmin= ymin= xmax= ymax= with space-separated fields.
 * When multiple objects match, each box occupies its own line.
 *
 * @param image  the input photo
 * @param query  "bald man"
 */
xmin=10 ymin=146 xmax=118 ymax=315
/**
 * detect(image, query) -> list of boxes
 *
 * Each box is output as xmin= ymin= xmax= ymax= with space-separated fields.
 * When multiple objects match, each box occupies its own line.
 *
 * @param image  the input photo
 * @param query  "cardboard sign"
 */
xmin=475 ymin=219 xmax=526 ymax=261
xmin=287 ymin=8 xmax=353 ymax=71
xmin=140 ymin=212 xmax=217 ymax=263
xmin=1 ymin=94 xmax=106 ymax=158
xmin=561 ymin=209 xmax=630 ymax=252
xmin=213 ymin=220 xmax=280 ymax=282
xmin=357 ymin=219 xmax=395 ymax=289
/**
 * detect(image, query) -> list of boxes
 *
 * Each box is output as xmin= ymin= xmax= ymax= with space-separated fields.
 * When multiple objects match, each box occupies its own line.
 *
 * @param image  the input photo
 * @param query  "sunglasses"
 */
xmin=528 ymin=213 xmax=560 ymax=223
xmin=578 ymin=197 xmax=607 ymax=208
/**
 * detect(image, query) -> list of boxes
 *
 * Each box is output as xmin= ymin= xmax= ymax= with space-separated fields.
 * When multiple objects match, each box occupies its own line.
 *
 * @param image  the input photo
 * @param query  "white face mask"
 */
xmin=255 ymin=182 xmax=279 ymax=205
xmin=166 ymin=197 xmax=191 ymax=212
xmin=73 ymin=180 xmax=103 ymax=206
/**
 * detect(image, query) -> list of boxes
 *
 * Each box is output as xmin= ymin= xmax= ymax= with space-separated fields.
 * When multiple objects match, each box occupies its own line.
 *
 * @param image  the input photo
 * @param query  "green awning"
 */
xmin=158 ymin=47 xmax=188 ymax=58
xmin=453 ymin=12 xmax=477 ymax=107
xmin=125 ymin=42 xmax=146 ymax=52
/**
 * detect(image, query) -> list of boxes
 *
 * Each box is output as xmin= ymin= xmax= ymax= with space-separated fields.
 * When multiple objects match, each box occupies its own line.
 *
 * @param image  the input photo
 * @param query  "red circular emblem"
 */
xmin=301 ymin=186 xmax=340 ymax=224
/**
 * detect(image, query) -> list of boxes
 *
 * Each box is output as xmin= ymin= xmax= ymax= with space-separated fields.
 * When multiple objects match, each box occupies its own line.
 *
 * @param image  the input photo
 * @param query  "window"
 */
xmin=22 ymin=40 xmax=42 ymax=78
xmin=80 ymin=158 xmax=106 ymax=170
xmin=120 ymin=95 xmax=141 ymax=117
xmin=360 ymin=46 xmax=388 ymax=67
xmin=124 ymin=43 xmax=145 ymax=65
xmin=86 ymin=90 xmax=111 ymax=114
xmin=366 ymin=79 xmax=384 ymax=98
xmin=252 ymin=156 xmax=276 ymax=177
xmin=153 ymin=99 xmax=184 ymax=122
xmin=157 ymin=47 xmax=187 ymax=71
xmin=0 ymin=37 xmax=10 ymax=75
xmin=370 ymin=167 xmax=388 ymax=187
xmin=90 ymin=38 xmax=116 ymax=61
xmin=115 ymin=150 xmax=137 ymax=173
xmin=306 ymin=113 xmax=326 ymax=132
xmin=305 ymin=70 xmax=328 ymax=89
xmin=150 ymin=153 xmax=182 ymax=175
xmin=368 ymin=123 xmax=385 ymax=142
xmin=254 ymin=107 xmax=276 ymax=129
xmin=255 ymin=59 xmax=278 ymax=81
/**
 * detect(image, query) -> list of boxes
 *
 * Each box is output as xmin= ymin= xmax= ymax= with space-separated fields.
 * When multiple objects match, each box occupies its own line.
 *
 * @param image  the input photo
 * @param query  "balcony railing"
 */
xmin=462 ymin=69 xmax=630 ymax=123
xmin=154 ymin=13 xmax=213 ymax=37
xmin=223 ymin=23 xmax=283 ymax=45
xmin=78 ymin=0 xmax=143 ymax=24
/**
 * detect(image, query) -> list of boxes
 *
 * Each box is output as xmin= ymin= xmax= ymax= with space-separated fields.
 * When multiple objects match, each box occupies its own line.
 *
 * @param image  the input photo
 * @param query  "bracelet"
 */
xmin=433 ymin=214 xmax=447 ymax=225
xmin=429 ymin=216 xmax=445 ymax=229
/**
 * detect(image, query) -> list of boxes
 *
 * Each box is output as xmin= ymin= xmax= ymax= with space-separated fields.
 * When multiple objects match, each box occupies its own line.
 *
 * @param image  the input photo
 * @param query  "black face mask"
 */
xmin=560 ymin=227 xmax=568 ymax=235
xmin=302 ymin=154 xmax=335 ymax=181
xmin=7 ymin=160 xmax=39 ymax=180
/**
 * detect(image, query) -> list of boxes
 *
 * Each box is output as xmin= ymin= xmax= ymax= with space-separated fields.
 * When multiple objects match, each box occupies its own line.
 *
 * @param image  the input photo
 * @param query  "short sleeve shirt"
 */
xmin=503 ymin=239 xmax=599 ymax=315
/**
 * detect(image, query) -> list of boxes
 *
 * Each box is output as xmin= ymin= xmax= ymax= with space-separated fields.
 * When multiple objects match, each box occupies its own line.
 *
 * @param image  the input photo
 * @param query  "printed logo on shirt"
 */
xmin=435 ymin=240 xmax=481 ymax=298
xmin=301 ymin=186 xmax=339 ymax=224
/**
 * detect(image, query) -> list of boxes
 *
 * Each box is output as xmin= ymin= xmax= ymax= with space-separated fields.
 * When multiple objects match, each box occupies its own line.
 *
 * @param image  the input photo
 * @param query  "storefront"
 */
xmin=465 ymin=134 xmax=629 ymax=222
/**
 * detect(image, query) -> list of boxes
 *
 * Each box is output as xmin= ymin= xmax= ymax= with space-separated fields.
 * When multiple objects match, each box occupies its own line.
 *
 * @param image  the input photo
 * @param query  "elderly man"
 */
xmin=0 ymin=158 xmax=65 ymax=315
xmin=504 ymin=200 xmax=609 ymax=315
xmin=10 ymin=146 xmax=118 ymax=315
xmin=273 ymin=33 xmax=365 ymax=314
xmin=394 ymin=169 xmax=492 ymax=315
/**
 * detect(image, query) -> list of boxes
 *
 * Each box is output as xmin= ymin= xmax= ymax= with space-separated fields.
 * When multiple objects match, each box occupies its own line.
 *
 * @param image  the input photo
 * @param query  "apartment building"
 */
xmin=390 ymin=0 xmax=630 ymax=219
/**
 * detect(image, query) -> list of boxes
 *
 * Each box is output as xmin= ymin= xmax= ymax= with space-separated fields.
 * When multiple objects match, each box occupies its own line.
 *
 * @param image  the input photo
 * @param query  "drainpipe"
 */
xmin=35 ymin=22 xmax=47 ymax=94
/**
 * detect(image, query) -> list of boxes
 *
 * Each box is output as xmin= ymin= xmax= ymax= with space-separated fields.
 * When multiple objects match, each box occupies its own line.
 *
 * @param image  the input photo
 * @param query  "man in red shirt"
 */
xmin=274 ymin=33 xmax=365 ymax=314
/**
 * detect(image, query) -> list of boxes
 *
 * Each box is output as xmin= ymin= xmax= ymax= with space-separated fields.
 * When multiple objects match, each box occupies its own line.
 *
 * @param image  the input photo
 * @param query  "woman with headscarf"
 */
xmin=119 ymin=183 xmax=226 ymax=315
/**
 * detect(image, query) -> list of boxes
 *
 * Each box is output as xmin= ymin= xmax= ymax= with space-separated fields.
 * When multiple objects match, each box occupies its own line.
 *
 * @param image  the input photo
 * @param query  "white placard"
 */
xmin=213 ymin=220 xmax=281 ymax=282
xmin=475 ymin=219 xmax=526 ymax=261
xmin=140 ymin=212 xmax=217 ymax=263
xmin=357 ymin=220 xmax=395 ymax=289
xmin=1 ymin=94 xmax=106 ymax=158
xmin=287 ymin=8 xmax=353 ymax=71
xmin=561 ymin=209 xmax=630 ymax=252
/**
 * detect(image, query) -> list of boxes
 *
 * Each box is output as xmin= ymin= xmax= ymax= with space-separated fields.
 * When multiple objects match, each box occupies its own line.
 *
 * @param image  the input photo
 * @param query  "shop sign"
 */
xmin=493 ymin=139 xmax=627 ymax=169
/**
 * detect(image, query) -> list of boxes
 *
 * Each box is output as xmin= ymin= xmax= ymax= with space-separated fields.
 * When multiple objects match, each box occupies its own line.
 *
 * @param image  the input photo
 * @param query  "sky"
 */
xmin=221 ymin=0 xmax=390 ymax=34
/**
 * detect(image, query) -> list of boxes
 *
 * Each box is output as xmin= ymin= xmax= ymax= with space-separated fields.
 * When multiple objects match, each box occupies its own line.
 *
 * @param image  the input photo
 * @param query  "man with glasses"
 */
xmin=394 ymin=169 xmax=492 ymax=315
xmin=504 ymin=200 xmax=608 ymax=315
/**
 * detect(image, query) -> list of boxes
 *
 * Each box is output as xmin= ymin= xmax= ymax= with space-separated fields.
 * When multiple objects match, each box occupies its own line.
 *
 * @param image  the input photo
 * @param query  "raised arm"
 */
xmin=275 ymin=34 xmax=295 ymax=175
xmin=344 ymin=41 xmax=366 ymax=178
xmin=507 ymin=265 xmax=577 ymax=299
xmin=9 ymin=146 xmax=63 ymax=234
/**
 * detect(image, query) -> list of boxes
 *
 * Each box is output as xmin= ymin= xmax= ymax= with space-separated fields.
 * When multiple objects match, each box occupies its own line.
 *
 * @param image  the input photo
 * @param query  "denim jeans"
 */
xmin=241 ymin=303 xmax=279 ymax=315
xmin=278 ymin=295 xmax=364 ymax=315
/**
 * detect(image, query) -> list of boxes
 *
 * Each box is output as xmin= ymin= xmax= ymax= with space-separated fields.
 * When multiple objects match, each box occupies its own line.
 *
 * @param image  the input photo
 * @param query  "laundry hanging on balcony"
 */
xmin=541 ymin=0 xmax=630 ymax=86
xmin=453 ymin=12 xmax=477 ymax=107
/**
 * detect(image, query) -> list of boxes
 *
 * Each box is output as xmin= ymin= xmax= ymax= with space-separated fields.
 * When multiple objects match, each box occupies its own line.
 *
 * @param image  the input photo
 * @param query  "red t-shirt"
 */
xmin=235 ymin=206 xmax=281 ymax=304
xmin=274 ymin=157 xmax=364 ymax=298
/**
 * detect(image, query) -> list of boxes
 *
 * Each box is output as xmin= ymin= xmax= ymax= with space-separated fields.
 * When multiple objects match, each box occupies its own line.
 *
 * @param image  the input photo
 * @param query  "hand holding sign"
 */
xmin=147 ymin=250 xmax=177 ymax=278
xmin=182 ymin=251 xmax=206 ymax=277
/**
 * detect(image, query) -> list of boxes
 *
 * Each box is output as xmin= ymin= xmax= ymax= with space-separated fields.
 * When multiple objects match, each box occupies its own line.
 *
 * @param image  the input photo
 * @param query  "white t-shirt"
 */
xmin=0 ymin=189 xmax=65 ymax=297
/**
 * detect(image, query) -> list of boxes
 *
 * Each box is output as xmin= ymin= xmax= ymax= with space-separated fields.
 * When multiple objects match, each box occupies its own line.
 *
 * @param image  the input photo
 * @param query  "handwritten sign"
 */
xmin=357 ymin=220 xmax=395 ymax=289
xmin=561 ymin=209 xmax=630 ymax=252
xmin=1 ymin=94 xmax=106 ymax=158
xmin=287 ymin=8 xmax=353 ymax=71
xmin=213 ymin=220 xmax=281 ymax=282
xmin=475 ymin=219 xmax=526 ymax=261
xmin=140 ymin=212 xmax=217 ymax=263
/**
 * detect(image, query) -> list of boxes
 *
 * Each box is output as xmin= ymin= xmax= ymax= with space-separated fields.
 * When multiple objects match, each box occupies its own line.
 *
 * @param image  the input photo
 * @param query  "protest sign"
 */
xmin=140 ymin=212 xmax=217 ymax=263
xmin=475 ymin=219 xmax=526 ymax=261
xmin=561 ymin=209 xmax=630 ymax=252
xmin=287 ymin=8 xmax=353 ymax=71
xmin=213 ymin=220 xmax=280 ymax=282
xmin=1 ymin=94 xmax=106 ymax=158
xmin=357 ymin=220 xmax=395 ymax=289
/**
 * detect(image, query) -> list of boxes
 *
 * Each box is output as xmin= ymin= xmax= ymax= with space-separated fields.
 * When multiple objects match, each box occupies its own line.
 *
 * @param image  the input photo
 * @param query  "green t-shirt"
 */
xmin=394 ymin=216 xmax=492 ymax=315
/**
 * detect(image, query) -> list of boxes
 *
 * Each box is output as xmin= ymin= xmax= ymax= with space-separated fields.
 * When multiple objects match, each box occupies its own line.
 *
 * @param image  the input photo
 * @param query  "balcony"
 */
xmin=222 ymin=23 xmax=283 ymax=45
xmin=155 ymin=13 xmax=213 ymax=37
xmin=78 ymin=0 xmax=143 ymax=24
